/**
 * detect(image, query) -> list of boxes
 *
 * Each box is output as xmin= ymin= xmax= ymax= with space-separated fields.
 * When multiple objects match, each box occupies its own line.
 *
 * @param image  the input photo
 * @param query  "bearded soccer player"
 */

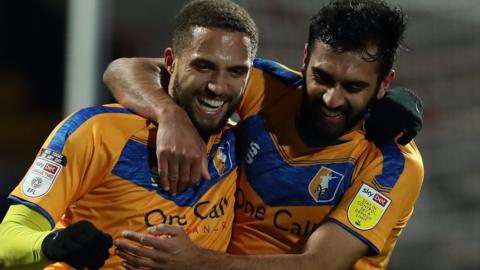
xmin=106 ymin=0 xmax=424 ymax=269
xmin=0 ymin=0 xmax=258 ymax=269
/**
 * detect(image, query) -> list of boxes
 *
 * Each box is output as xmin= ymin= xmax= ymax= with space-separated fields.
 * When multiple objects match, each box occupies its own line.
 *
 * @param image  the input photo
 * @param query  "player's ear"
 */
xmin=164 ymin=48 xmax=175 ymax=75
xmin=302 ymin=43 xmax=309 ymax=70
xmin=377 ymin=69 xmax=395 ymax=99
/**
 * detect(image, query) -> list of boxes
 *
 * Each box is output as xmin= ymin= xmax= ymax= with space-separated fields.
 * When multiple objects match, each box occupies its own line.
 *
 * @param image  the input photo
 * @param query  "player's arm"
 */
xmin=103 ymin=57 xmax=209 ymax=195
xmin=103 ymin=57 xmax=172 ymax=125
xmin=221 ymin=221 xmax=367 ymax=270
xmin=115 ymin=222 xmax=367 ymax=270
xmin=0 ymin=204 xmax=51 ymax=269
xmin=2 ymin=108 xmax=122 ymax=269
xmin=0 ymin=204 xmax=112 ymax=270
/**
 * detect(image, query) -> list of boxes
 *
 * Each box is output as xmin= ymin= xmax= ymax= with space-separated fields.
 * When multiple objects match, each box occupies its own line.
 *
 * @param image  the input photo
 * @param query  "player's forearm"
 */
xmin=197 ymin=250 xmax=318 ymax=270
xmin=197 ymin=222 xmax=365 ymax=270
xmin=0 ymin=205 xmax=52 ymax=268
xmin=103 ymin=57 xmax=178 ymax=122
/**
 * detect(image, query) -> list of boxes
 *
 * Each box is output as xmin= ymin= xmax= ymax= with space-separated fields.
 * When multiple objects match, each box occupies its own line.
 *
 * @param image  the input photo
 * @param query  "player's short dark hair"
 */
xmin=307 ymin=0 xmax=407 ymax=82
xmin=173 ymin=0 xmax=258 ymax=59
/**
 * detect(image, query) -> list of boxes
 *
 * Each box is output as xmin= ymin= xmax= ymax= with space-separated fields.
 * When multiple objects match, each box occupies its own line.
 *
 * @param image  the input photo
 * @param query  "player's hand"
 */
xmin=365 ymin=87 xmax=423 ymax=146
xmin=115 ymin=225 xmax=204 ymax=270
xmin=155 ymin=106 xmax=210 ymax=195
xmin=41 ymin=220 xmax=113 ymax=270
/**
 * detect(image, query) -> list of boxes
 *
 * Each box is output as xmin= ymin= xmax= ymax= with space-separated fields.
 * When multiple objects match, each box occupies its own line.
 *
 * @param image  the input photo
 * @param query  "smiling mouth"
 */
xmin=320 ymin=106 xmax=343 ymax=118
xmin=196 ymin=96 xmax=226 ymax=113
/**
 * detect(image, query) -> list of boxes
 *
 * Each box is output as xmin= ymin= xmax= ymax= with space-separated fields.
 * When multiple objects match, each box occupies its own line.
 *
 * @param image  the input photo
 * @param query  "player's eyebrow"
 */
xmin=190 ymin=57 xmax=249 ymax=75
xmin=227 ymin=64 xmax=249 ymax=74
xmin=311 ymin=66 xmax=370 ymax=89
xmin=190 ymin=57 xmax=218 ymax=70
xmin=311 ymin=66 xmax=335 ymax=85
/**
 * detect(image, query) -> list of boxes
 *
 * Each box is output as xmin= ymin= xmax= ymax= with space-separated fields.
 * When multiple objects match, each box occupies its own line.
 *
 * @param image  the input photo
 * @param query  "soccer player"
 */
xmin=0 ymin=0 xmax=258 ymax=269
xmin=106 ymin=0 xmax=424 ymax=269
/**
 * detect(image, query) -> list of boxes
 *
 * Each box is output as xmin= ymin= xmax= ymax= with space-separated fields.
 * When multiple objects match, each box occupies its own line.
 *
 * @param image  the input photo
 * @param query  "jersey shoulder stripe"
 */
xmin=48 ymin=106 xmax=134 ymax=153
xmin=111 ymin=139 xmax=157 ymax=190
xmin=112 ymin=129 xmax=237 ymax=207
xmin=373 ymin=141 xmax=405 ymax=192
xmin=253 ymin=58 xmax=303 ymax=88
xmin=239 ymin=115 xmax=354 ymax=207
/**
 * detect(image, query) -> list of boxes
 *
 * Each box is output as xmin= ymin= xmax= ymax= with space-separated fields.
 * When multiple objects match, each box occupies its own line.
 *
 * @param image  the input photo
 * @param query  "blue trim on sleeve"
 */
xmin=47 ymin=106 xmax=134 ymax=153
xmin=253 ymin=58 xmax=304 ymax=88
xmin=326 ymin=217 xmax=380 ymax=256
xmin=374 ymin=141 xmax=405 ymax=189
xmin=8 ymin=195 xmax=56 ymax=229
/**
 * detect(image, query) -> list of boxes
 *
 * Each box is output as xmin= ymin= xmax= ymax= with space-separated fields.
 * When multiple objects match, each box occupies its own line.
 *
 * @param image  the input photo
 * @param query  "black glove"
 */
xmin=42 ymin=220 xmax=113 ymax=270
xmin=365 ymin=87 xmax=423 ymax=146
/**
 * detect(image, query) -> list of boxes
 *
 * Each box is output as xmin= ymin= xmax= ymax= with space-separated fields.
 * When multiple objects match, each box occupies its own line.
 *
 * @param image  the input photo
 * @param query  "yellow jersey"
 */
xmin=229 ymin=59 xmax=424 ymax=269
xmin=9 ymin=104 xmax=237 ymax=269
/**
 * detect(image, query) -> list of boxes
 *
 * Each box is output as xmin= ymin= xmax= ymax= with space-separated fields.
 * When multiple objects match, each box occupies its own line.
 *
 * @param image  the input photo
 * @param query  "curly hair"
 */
xmin=307 ymin=0 xmax=407 ymax=82
xmin=172 ymin=0 xmax=258 ymax=60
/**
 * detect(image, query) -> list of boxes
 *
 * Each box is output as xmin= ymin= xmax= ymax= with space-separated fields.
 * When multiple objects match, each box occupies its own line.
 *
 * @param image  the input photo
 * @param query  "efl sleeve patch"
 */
xmin=347 ymin=184 xmax=391 ymax=230
xmin=21 ymin=149 xmax=67 ymax=198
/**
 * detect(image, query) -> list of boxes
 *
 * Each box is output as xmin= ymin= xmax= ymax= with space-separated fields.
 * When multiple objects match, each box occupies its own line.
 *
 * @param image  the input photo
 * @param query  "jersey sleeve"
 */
xmin=237 ymin=58 xmax=303 ymax=120
xmin=8 ymin=106 xmax=133 ymax=228
xmin=0 ymin=204 xmax=52 ymax=268
xmin=326 ymin=141 xmax=424 ymax=255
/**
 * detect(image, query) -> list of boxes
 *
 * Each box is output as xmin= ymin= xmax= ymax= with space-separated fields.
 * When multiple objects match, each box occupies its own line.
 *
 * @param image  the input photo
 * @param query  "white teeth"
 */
xmin=321 ymin=107 xmax=342 ymax=117
xmin=198 ymin=97 xmax=225 ymax=108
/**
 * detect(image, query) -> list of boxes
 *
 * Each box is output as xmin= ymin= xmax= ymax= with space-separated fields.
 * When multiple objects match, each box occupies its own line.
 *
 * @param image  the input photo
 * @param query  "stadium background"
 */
xmin=1 ymin=0 xmax=479 ymax=269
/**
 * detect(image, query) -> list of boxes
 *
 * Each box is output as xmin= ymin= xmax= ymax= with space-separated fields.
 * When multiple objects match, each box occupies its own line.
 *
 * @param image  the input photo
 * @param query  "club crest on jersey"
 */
xmin=213 ymin=145 xmax=230 ymax=176
xmin=308 ymin=166 xmax=344 ymax=203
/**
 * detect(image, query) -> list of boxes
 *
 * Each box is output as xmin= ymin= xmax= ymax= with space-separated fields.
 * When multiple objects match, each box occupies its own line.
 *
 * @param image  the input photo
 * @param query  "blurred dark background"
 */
xmin=1 ymin=0 xmax=479 ymax=269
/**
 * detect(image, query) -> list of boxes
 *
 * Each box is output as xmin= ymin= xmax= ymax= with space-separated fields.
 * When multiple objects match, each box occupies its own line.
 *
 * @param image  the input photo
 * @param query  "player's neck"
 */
xmin=295 ymin=114 xmax=364 ymax=147
xmin=295 ymin=116 xmax=335 ymax=147
xmin=199 ymin=132 xmax=211 ymax=143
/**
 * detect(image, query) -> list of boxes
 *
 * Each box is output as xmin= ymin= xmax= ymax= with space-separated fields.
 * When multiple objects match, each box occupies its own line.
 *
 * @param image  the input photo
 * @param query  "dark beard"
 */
xmin=296 ymin=81 xmax=376 ymax=147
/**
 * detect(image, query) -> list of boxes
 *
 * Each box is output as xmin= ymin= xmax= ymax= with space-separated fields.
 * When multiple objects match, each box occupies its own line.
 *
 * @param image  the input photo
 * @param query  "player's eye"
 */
xmin=313 ymin=72 xmax=334 ymax=86
xmin=191 ymin=59 xmax=214 ymax=72
xmin=229 ymin=66 xmax=248 ymax=78
xmin=343 ymin=82 xmax=368 ymax=93
xmin=194 ymin=63 xmax=210 ymax=72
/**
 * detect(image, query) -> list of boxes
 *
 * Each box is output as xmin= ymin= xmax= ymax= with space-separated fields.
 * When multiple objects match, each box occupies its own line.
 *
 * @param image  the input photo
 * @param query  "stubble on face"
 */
xmin=171 ymin=72 xmax=242 ymax=135
xmin=298 ymin=81 xmax=377 ymax=144
xmin=297 ymin=42 xmax=382 ymax=145
xmin=167 ymin=28 xmax=251 ymax=136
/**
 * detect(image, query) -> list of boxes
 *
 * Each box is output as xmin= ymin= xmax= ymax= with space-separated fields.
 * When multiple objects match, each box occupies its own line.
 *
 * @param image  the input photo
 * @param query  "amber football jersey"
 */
xmin=9 ymin=104 xmax=237 ymax=269
xmin=228 ymin=59 xmax=424 ymax=269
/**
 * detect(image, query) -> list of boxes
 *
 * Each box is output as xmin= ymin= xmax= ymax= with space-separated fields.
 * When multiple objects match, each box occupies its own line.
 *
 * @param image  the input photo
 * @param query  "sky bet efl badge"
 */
xmin=22 ymin=148 xmax=66 ymax=198
xmin=308 ymin=166 xmax=344 ymax=203
xmin=348 ymin=184 xmax=391 ymax=230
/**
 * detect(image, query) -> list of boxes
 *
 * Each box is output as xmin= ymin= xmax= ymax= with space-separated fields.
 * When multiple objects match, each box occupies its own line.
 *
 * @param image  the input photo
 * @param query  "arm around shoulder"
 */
xmin=103 ymin=57 xmax=177 ymax=122
xmin=102 ymin=57 xmax=210 ymax=194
